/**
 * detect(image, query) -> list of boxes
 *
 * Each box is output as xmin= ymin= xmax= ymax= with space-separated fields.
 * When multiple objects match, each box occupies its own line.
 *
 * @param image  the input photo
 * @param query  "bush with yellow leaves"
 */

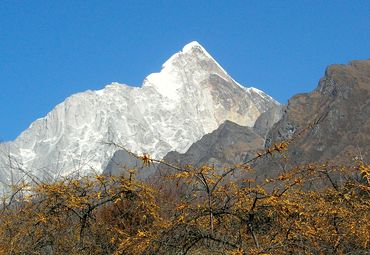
xmin=0 ymin=132 xmax=369 ymax=254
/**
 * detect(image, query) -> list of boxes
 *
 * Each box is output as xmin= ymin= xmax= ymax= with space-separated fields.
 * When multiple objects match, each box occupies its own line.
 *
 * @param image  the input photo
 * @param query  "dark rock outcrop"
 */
xmin=163 ymin=120 xmax=265 ymax=168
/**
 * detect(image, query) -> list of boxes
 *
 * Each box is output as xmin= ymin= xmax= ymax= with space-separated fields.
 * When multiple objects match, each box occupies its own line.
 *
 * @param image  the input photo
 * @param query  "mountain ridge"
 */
xmin=0 ymin=42 xmax=279 ymax=188
xmin=145 ymin=59 xmax=370 ymax=182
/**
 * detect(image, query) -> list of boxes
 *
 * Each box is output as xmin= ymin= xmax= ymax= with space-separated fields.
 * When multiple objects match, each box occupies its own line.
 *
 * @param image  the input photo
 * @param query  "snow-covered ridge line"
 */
xmin=0 ymin=41 xmax=279 ymax=187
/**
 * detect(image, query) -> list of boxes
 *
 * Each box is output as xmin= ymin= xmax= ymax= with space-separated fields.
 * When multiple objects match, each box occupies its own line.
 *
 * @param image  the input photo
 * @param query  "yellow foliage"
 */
xmin=0 ymin=152 xmax=368 ymax=254
xmin=174 ymin=171 xmax=192 ymax=178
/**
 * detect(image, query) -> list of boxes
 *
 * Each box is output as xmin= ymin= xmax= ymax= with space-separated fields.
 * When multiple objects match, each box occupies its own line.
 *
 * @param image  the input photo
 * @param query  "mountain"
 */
xmin=159 ymin=106 xmax=283 ymax=171
xmin=104 ymin=149 xmax=156 ymax=180
xmin=103 ymin=120 xmax=267 ymax=181
xmin=0 ymin=41 xmax=279 ymax=187
xmin=253 ymin=104 xmax=285 ymax=138
xmin=256 ymin=59 xmax=370 ymax=178
xmin=153 ymin=60 xmax=370 ymax=181
xmin=163 ymin=120 xmax=265 ymax=169
xmin=104 ymin=116 xmax=283 ymax=178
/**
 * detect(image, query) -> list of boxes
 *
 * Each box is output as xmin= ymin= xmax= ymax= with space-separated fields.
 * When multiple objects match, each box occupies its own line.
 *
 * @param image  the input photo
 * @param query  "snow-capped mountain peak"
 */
xmin=0 ymin=42 xmax=280 ymax=186
xmin=143 ymin=41 xmax=230 ymax=100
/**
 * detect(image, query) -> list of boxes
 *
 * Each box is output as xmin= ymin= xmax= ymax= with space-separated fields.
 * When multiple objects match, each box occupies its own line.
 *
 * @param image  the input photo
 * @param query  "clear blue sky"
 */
xmin=0 ymin=1 xmax=369 ymax=141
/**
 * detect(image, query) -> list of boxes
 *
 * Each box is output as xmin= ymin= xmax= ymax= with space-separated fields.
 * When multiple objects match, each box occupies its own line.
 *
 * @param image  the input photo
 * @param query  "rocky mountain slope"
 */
xmin=0 ymin=42 xmax=279 ymax=187
xmin=104 ymin=115 xmax=283 ymax=178
xmin=259 ymin=60 xmax=370 ymax=173
xmin=104 ymin=105 xmax=284 ymax=178
xmin=154 ymin=60 xmax=370 ymax=181
xmin=161 ymin=106 xmax=284 ymax=170
xmin=163 ymin=120 xmax=264 ymax=169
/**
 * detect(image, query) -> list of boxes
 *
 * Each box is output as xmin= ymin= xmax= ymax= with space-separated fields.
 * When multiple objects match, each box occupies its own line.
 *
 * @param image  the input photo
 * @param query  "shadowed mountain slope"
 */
xmin=256 ymin=59 xmax=370 ymax=178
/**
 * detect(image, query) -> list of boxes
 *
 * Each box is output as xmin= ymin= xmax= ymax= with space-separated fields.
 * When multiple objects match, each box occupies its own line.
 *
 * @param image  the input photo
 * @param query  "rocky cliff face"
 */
xmin=253 ymin=105 xmax=285 ymax=138
xmin=0 ymin=41 xmax=279 ymax=187
xmin=258 ymin=59 xmax=370 ymax=177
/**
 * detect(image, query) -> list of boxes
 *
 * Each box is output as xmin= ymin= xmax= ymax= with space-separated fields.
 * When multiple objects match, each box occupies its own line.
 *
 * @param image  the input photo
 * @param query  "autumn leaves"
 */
xmin=0 ymin=129 xmax=369 ymax=254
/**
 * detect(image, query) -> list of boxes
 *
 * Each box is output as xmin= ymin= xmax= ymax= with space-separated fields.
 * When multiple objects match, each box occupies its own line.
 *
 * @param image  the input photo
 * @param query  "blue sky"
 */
xmin=0 ymin=1 xmax=369 ymax=141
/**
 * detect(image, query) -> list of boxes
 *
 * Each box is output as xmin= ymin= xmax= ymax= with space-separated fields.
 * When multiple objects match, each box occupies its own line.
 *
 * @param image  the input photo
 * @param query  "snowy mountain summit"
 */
xmin=0 ymin=41 xmax=279 ymax=185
